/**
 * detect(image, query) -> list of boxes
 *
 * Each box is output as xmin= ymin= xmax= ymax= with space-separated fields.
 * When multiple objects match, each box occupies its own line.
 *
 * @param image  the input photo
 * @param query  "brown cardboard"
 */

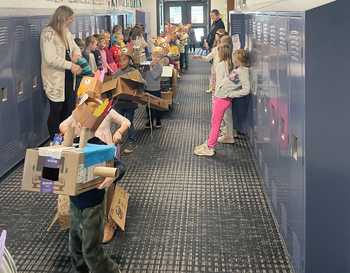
xmin=109 ymin=184 xmax=129 ymax=231
xmin=22 ymin=146 xmax=114 ymax=196
xmin=102 ymin=70 xmax=169 ymax=111
xmin=78 ymin=77 xmax=103 ymax=96
xmin=161 ymin=92 xmax=172 ymax=105
xmin=172 ymin=68 xmax=178 ymax=98
xmin=73 ymin=97 xmax=106 ymax=131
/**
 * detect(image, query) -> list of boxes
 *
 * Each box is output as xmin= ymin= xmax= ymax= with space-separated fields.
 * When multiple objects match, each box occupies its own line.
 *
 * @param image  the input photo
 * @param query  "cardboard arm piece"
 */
xmin=93 ymin=167 xmax=119 ymax=178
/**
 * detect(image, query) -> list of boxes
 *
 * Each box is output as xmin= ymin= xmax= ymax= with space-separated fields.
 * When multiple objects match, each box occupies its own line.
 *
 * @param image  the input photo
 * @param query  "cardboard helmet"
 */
xmin=119 ymin=47 xmax=134 ymax=59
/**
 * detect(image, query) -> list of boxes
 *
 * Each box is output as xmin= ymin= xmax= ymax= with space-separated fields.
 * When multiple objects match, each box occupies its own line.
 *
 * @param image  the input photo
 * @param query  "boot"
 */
xmin=103 ymin=218 xmax=117 ymax=244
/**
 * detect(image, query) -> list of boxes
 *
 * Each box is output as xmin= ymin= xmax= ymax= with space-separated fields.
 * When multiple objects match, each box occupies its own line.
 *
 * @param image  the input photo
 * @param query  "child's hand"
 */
xmin=113 ymin=131 xmax=122 ymax=145
xmin=71 ymin=63 xmax=82 ymax=75
xmin=191 ymin=55 xmax=200 ymax=60
xmin=98 ymin=177 xmax=115 ymax=189
xmin=133 ymin=89 xmax=138 ymax=96
xmin=109 ymin=67 xmax=114 ymax=73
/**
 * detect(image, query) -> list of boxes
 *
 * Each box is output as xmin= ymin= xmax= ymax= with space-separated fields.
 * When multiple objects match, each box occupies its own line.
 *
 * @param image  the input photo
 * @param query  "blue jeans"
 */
xmin=116 ymin=108 xmax=136 ymax=143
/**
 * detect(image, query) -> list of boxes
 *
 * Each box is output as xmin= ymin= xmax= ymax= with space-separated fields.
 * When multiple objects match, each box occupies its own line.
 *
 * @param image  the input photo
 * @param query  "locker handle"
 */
xmin=1 ymin=87 xmax=7 ymax=102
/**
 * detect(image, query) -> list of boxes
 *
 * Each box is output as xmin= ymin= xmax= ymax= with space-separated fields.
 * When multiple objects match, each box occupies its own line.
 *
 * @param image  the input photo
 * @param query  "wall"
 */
xmin=141 ymin=0 xmax=157 ymax=39
xmin=234 ymin=0 xmax=336 ymax=11
xmin=211 ymin=0 xmax=227 ymax=27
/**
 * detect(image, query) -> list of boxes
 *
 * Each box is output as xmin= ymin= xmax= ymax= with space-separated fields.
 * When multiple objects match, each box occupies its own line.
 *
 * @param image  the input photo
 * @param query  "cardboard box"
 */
xmin=109 ymin=184 xmax=129 ymax=231
xmin=161 ymin=91 xmax=172 ymax=105
xmin=22 ymin=144 xmax=116 ymax=196
xmin=171 ymin=68 xmax=177 ymax=98
xmin=102 ymin=71 xmax=169 ymax=111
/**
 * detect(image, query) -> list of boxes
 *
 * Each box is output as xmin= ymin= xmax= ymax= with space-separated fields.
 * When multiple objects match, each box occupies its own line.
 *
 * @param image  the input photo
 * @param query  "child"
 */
xmin=112 ymin=47 xmax=147 ymax=155
xmin=131 ymin=25 xmax=148 ymax=53
xmin=82 ymin=36 xmax=98 ymax=74
xmin=110 ymin=33 xmax=124 ymax=70
xmin=100 ymin=31 xmax=118 ymax=76
xmin=192 ymin=29 xmax=227 ymax=94
xmin=194 ymin=49 xmax=250 ymax=156
xmin=176 ymin=27 xmax=188 ymax=73
xmin=184 ymin=27 xmax=190 ymax=70
xmin=98 ymin=36 xmax=114 ymax=75
xmin=59 ymin=93 xmax=125 ymax=273
xmin=111 ymin=24 xmax=124 ymax=46
xmin=144 ymin=48 xmax=164 ymax=128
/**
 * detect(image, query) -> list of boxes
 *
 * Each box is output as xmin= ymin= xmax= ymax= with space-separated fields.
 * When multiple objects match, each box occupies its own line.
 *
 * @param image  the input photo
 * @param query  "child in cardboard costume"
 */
xmin=60 ymin=72 xmax=126 ymax=273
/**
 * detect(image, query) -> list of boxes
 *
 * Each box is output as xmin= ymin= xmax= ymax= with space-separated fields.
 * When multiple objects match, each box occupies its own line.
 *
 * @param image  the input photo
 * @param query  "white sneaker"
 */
xmin=206 ymin=88 xmax=212 ymax=94
xmin=195 ymin=141 xmax=207 ymax=150
xmin=194 ymin=143 xmax=215 ymax=156
xmin=217 ymin=135 xmax=235 ymax=144
xmin=233 ymin=129 xmax=238 ymax=137
xmin=219 ymin=131 xmax=227 ymax=137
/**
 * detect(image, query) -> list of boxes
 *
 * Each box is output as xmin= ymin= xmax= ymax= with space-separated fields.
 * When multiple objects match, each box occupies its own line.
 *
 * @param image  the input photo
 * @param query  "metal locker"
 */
xmin=288 ymin=14 xmax=305 ymax=273
xmin=267 ymin=14 xmax=280 ymax=216
xmin=0 ymin=19 xmax=20 ymax=178
xmin=77 ymin=16 xmax=83 ymax=39
xmin=261 ymin=13 xmax=270 ymax=186
xmin=12 ymin=18 xmax=34 ymax=158
xmin=68 ymin=17 xmax=76 ymax=37
xmin=90 ymin=16 xmax=95 ymax=36
xmin=84 ymin=16 xmax=89 ymax=40
xmin=28 ymin=17 xmax=49 ymax=147
xmin=276 ymin=14 xmax=290 ymax=240
xmin=230 ymin=13 xmax=245 ymax=47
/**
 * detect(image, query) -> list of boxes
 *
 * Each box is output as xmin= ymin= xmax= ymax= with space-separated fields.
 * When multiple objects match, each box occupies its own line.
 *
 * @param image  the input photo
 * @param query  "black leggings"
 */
xmin=47 ymin=70 xmax=74 ymax=140
xmin=179 ymin=53 xmax=185 ymax=69
xmin=190 ymin=45 xmax=195 ymax=52
xmin=145 ymin=90 xmax=162 ymax=124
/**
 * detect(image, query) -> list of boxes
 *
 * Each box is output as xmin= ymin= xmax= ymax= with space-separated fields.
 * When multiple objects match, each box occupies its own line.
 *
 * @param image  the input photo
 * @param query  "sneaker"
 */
xmin=206 ymin=88 xmax=212 ymax=94
xmin=185 ymin=65 xmax=188 ymax=70
xmin=217 ymin=135 xmax=235 ymax=144
xmin=233 ymin=129 xmax=238 ymax=138
xmin=145 ymin=121 xmax=152 ymax=129
xmin=194 ymin=144 xmax=215 ymax=156
xmin=124 ymin=142 xmax=137 ymax=153
xmin=177 ymin=74 xmax=181 ymax=79
xmin=155 ymin=123 xmax=162 ymax=129
xmin=195 ymin=140 xmax=207 ymax=150
xmin=219 ymin=131 xmax=227 ymax=137
xmin=103 ymin=218 xmax=117 ymax=244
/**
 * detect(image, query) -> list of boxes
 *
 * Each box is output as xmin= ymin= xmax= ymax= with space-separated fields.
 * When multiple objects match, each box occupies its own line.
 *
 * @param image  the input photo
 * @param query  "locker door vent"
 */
xmin=85 ymin=17 xmax=89 ymax=37
xmin=279 ymin=28 xmax=286 ymax=55
xmin=96 ymin=17 xmax=99 ymax=31
xmin=291 ymin=30 xmax=300 ymax=63
xmin=248 ymin=19 xmax=252 ymax=35
xmin=257 ymin=22 xmax=262 ymax=42
xmin=30 ymin=24 xmax=39 ymax=40
xmin=263 ymin=23 xmax=268 ymax=45
xmin=35 ymin=122 xmax=42 ymax=137
xmin=270 ymin=25 xmax=276 ymax=49
xmin=271 ymin=180 xmax=277 ymax=210
xmin=232 ymin=19 xmax=243 ymax=34
xmin=78 ymin=19 xmax=83 ymax=33
xmin=0 ymin=26 xmax=9 ymax=45
xmin=69 ymin=22 xmax=75 ymax=35
xmin=15 ymin=25 xmax=25 ymax=42
xmin=21 ymin=132 xmax=29 ymax=149
xmin=293 ymin=232 xmax=301 ymax=271
xmin=90 ymin=16 xmax=95 ymax=34
xmin=4 ymin=142 xmax=15 ymax=162
xmin=252 ymin=22 xmax=257 ymax=39
xmin=281 ymin=203 xmax=287 ymax=237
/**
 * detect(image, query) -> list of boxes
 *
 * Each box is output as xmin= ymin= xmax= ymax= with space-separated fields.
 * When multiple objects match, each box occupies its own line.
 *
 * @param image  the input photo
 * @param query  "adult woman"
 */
xmin=40 ymin=5 xmax=82 ymax=140
xmin=131 ymin=25 xmax=148 ymax=52
xmin=205 ymin=9 xmax=225 ymax=50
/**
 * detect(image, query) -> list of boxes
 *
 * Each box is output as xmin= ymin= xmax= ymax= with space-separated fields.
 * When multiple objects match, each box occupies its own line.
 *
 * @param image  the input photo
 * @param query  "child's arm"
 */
xmin=227 ymin=69 xmax=251 ymax=98
xmin=198 ymin=48 xmax=214 ymax=62
xmin=149 ymin=64 xmax=163 ymax=80
xmin=107 ymin=62 xmax=114 ymax=74
xmin=215 ymin=62 xmax=227 ymax=90
xmin=108 ymin=110 xmax=131 ymax=145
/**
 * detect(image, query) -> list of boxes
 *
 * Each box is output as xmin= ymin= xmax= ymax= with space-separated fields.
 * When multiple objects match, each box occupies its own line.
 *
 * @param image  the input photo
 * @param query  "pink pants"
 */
xmin=208 ymin=97 xmax=232 ymax=148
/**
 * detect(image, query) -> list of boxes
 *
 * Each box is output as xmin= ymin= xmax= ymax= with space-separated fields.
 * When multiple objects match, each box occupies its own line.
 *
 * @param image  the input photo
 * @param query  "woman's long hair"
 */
xmin=131 ymin=26 xmax=143 ymax=40
xmin=47 ymin=5 xmax=74 ymax=48
xmin=218 ymin=43 xmax=232 ymax=72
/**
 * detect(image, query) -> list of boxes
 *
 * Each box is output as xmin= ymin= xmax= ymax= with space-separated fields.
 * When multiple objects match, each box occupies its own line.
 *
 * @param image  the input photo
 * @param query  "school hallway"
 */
xmin=0 ymin=54 xmax=291 ymax=273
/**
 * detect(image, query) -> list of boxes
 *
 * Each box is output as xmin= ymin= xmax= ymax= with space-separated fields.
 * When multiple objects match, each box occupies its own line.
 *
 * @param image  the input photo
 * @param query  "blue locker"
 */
xmin=84 ymin=16 xmax=90 ymax=40
xmin=28 ymin=17 xmax=49 ymax=147
xmin=261 ymin=14 xmax=270 ymax=189
xmin=288 ymin=14 xmax=305 ymax=273
xmin=229 ymin=13 xmax=245 ymax=47
xmin=267 ymin=14 xmax=280 ymax=218
xmin=0 ymin=19 xmax=20 ymax=177
xmin=90 ymin=16 xmax=95 ymax=35
xmin=12 ymin=18 xmax=34 ymax=157
xmin=77 ymin=16 xmax=83 ymax=39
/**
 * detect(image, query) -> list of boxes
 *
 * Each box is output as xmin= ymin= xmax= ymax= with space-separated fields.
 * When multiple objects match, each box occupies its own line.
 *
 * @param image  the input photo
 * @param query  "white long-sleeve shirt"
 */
xmin=215 ymin=67 xmax=250 ymax=99
xmin=200 ymin=47 xmax=220 ymax=74
xmin=215 ymin=60 xmax=230 ymax=91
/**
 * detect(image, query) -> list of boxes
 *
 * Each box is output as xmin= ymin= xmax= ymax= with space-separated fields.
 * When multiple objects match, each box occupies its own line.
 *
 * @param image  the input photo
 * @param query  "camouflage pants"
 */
xmin=69 ymin=200 xmax=120 ymax=273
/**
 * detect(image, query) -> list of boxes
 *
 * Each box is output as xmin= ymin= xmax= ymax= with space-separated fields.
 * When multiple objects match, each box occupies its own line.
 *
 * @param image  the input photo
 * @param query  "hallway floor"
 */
xmin=0 ymin=53 xmax=292 ymax=272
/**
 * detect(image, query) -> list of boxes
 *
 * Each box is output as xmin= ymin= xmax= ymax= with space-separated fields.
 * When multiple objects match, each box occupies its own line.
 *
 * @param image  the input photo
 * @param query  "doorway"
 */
xmin=163 ymin=0 xmax=208 ymax=46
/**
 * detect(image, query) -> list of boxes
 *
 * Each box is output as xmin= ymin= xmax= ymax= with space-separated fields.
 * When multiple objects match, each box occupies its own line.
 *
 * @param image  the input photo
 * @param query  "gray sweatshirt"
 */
xmin=144 ymin=63 xmax=163 ymax=91
xmin=215 ymin=67 xmax=250 ymax=99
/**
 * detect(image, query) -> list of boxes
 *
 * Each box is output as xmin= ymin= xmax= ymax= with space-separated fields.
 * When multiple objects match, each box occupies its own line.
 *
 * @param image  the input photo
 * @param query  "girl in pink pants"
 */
xmin=194 ymin=48 xmax=251 ymax=156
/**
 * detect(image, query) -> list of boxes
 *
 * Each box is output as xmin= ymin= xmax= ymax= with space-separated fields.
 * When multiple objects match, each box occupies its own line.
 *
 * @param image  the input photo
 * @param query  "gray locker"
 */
xmin=77 ymin=16 xmax=83 ymax=39
xmin=0 ymin=19 xmax=20 ymax=177
xmin=84 ymin=16 xmax=90 ymax=40
xmin=90 ymin=16 xmax=95 ymax=35
xmin=68 ymin=18 xmax=76 ymax=37
xmin=12 ymin=18 xmax=34 ymax=158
